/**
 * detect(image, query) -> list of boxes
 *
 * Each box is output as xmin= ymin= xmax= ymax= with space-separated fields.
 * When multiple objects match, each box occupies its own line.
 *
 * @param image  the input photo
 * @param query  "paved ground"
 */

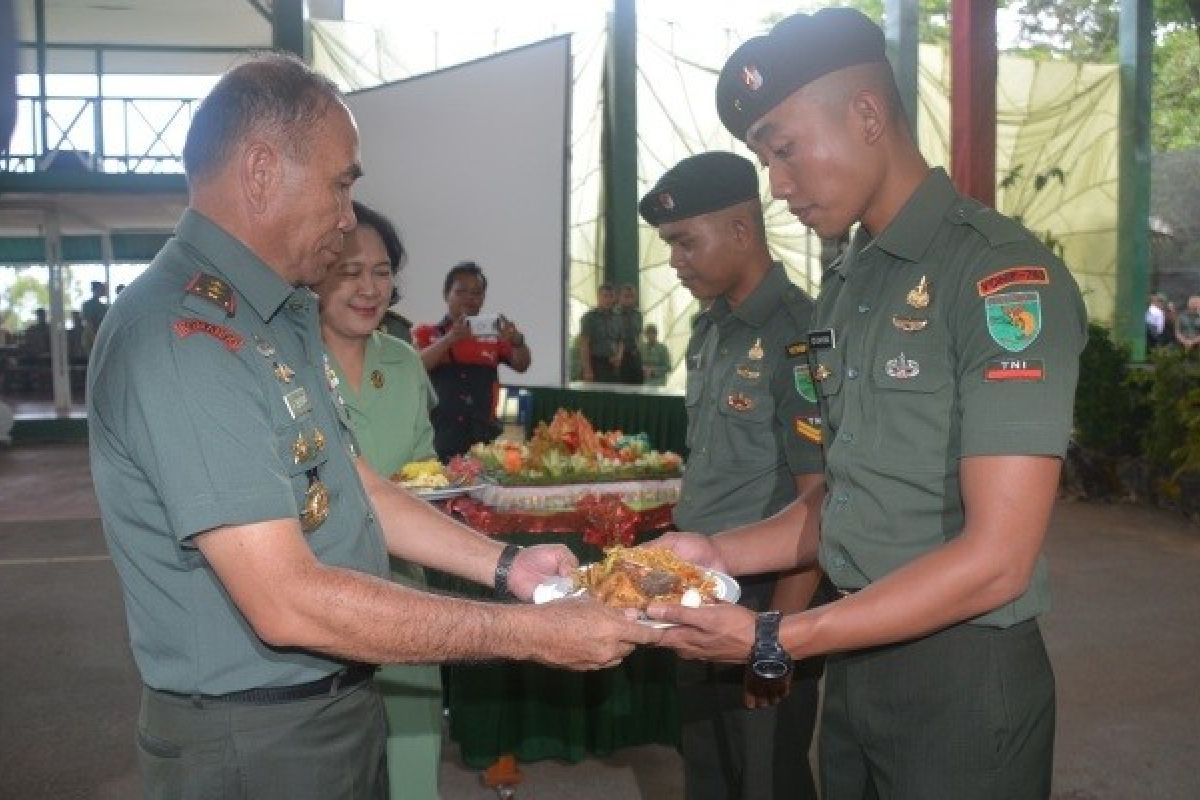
xmin=1 ymin=443 xmax=1198 ymax=799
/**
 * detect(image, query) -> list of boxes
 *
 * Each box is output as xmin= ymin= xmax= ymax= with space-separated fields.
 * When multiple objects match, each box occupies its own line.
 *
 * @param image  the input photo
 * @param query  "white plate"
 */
xmin=403 ymin=483 xmax=482 ymax=502
xmin=532 ymin=569 xmax=740 ymax=628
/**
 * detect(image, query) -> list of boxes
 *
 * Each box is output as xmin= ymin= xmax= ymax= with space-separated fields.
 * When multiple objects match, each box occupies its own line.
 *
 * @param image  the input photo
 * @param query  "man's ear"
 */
xmin=725 ymin=214 xmax=752 ymax=249
xmin=851 ymin=89 xmax=886 ymax=146
xmin=240 ymin=138 xmax=279 ymax=215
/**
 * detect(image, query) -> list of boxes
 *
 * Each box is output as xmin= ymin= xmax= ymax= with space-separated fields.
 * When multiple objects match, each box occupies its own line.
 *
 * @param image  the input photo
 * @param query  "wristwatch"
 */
xmin=749 ymin=611 xmax=794 ymax=680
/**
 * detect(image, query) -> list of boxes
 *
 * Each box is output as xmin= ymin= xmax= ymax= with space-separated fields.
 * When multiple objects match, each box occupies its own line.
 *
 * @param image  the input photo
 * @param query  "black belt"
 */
xmin=158 ymin=664 xmax=377 ymax=705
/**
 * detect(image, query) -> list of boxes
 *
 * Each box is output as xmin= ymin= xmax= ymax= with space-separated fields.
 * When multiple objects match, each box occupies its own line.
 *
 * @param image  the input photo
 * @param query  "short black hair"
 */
xmin=352 ymin=201 xmax=405 ymax=306
xmin=182 ymin=52 xmax=343 ymax=183
xmin=598 ymin=283 xmax=615 ymax=292
xmin=352 ymin=201 xmax=405 ymax=276
xmin=443 ymin=261 xmax=488 ymax=297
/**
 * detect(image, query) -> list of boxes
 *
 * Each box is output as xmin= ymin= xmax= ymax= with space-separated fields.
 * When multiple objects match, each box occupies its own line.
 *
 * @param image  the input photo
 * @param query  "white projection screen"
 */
xmin=345 ymin=36 xmax=571 ymax=387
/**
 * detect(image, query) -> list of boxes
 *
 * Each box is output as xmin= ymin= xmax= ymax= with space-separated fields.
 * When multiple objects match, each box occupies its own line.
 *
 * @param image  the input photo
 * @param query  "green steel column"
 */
xmin=885 ymin=0 xmax=920 ymax=142
xmin=272 ymin=0 xmax=310 ymax=62
xmin=1116 ymin=0 xmax=1152 ymax=359
xmin=603 ymin=0 xmax=638 ymax=290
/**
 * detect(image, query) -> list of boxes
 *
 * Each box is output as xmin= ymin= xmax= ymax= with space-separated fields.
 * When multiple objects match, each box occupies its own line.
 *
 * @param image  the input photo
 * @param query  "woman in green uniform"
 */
xmin=315 ymin=201 xmax=442 ymax=799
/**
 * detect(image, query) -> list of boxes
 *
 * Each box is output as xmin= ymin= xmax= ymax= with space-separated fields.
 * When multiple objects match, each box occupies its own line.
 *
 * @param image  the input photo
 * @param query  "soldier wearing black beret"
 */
xmin=642 ymin=151 xmax=828 ymax=800
xmin=648 ymin=8 xmax=1086 ymax=800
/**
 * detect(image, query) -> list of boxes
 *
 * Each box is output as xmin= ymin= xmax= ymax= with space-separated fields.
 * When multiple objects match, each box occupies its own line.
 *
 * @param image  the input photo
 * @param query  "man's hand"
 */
xmin=497 ymin=314 xmax=524 ymax=345
xmin=647 ymin=601 xmax=755 ymax=662
xmin=507 ymin=544 xmax=577 ymax=602
xmin=522 ymin=599 xmax=663 ymax=670
xmin=644 ymin=531 xmax=728 ymax=573
xmin=743 ymin=667 xmax=792 ymax=709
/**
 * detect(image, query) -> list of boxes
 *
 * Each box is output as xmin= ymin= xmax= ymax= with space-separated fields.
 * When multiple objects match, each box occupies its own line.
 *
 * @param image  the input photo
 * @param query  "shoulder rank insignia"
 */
xmin=184 ymin=272 xmax=236 ymax=316
xmin=976 ymin=266 xmax=1050 ymax=297
xmin=172 ymin=318 xmax=243 ymax=352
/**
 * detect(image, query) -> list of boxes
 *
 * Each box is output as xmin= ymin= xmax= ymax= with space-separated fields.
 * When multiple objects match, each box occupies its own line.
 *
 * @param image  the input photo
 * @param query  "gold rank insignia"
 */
xmin=184 ymin=272 xmax=236 ymax=317
xmin=727 ymin=391 xmax=755 ymax=411
xmin=312 ymin=428 xmax=326 ymax=451
xmin=748 ymin=338 xmax=764 ymax=360
xmin=292 ymin=432 xmax=312 ymax=464
xmin=813 ymin=364 xmax=832 ymax=382
xmin=300 ymin=479 xmax=330 ymax=532
xmin=892 ymin=316 xmax=928 ymax=332
xmin=273 ymin=362 xmax=295 ymax=383
xmin=370 ymin=369 xmax=385 ymax=389
xmin=736 ymin=364 xmax=762 ymax=381
xmin=906 ymin=275 xmax=930 ymax=309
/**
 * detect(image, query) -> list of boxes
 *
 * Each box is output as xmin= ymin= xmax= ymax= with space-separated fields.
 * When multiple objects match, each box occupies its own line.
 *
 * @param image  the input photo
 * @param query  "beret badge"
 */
xmin=658 ymin=192 xmax=675 ymax=211
xmin=742 ymin=65 xmax=764 ymax=92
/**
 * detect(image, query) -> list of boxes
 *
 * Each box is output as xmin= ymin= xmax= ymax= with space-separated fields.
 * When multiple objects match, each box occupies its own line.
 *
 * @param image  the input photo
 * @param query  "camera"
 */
xmin=467 ymin=314 xmax=501 ymax=337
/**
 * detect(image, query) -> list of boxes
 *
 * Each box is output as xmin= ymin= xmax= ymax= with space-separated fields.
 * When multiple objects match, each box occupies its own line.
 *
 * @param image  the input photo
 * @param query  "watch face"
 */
xmin=752 ymin=658 xmax=791 ymax=680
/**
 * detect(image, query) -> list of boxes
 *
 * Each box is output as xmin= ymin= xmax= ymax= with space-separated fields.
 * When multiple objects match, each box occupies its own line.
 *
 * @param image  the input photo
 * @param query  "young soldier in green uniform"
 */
xmin=649 ymin=9 xmax=1087 ymax=800
xmin=87 ymin=54 xmax=658 ymax=800
xmin=640 ymin=151 xmax=828 ymax=800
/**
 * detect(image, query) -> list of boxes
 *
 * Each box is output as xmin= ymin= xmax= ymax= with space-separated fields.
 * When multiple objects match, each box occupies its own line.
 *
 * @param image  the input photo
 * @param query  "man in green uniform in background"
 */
xmin=640 ymin=151 xmax=828 ymax=800
xmin=579 ymin=283 xmax=622 ymax=382
xmin=649 ymin=9 xmax=1087 ymax=800
xmin=87 ymin=53 xmax=657 ymax=800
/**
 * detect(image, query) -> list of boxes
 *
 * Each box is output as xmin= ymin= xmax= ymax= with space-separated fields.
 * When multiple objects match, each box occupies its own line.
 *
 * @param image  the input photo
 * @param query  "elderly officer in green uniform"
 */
xmin=640 ymin=151 xmax=828 ymax=800
xmin=86 ymin=53 xmax=658 ymax=800
xmin=647 ymin=9 xmax=1087 ymax=800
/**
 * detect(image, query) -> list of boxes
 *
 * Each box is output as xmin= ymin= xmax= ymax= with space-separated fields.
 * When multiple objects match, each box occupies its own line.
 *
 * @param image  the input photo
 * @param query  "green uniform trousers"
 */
xmin=137 ymin=681 xmax=388 ymax=800
xmin=820 ymin=618 xmax=1054 ymax=800
xmin=678 ymin=658 xmax=822 ymax=800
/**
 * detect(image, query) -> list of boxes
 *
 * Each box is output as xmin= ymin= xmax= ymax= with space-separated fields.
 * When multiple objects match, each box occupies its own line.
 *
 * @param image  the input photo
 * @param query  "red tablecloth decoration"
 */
xmin=447 ymin=494 xmax=674 ymax=548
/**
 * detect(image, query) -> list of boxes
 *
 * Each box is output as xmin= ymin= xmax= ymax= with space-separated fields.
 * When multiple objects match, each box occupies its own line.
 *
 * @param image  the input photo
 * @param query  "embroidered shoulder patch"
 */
xmin=976 ymin=266 xmax=1049 ymax=297
xmin=184 ymin=272 xmax=237 ymax=316
xmin=172 ymin=318 xmax=244 ymax=352
xmin=793 ymin=416 xmax=822 ymax=444
xmin=984 ymin=291 xmax=1042 ymax=352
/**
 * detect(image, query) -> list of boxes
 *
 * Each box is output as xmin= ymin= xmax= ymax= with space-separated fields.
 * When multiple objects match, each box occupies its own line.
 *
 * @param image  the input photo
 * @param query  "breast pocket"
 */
xmin=713 ymin=382 xmax=775 ymax=465
xmin=870 ymin=338 xmax=953 ymax=470
xmin=274 ymin=421 xmax=333 ymax=527
xmin=811 ymin=348 xmax=845 ymax=429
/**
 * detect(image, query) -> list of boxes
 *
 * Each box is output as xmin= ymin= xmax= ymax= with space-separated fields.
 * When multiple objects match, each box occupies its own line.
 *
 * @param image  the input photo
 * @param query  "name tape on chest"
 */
xmin=172 ymin=318 xmax=244 ymax=352
xmin=807 ymin=329 xmax=836 ymax=350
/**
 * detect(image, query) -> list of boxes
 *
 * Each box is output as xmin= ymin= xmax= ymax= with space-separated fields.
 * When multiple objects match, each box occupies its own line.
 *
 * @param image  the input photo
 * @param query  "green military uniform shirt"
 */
xmin=88 ymin=209 xmax=390 ymax=694
xmin=330 ymin=331 xmax=437 ymax=479
xmin=809 ymin=168 xmax=1087 ymax=627
xmin=579 ymin=307 xmax=622 ymax=358
xmin=674 ymin=264 xmax=825 ymax=609
xmin=640 ymin=341 xmax=672 ymax=386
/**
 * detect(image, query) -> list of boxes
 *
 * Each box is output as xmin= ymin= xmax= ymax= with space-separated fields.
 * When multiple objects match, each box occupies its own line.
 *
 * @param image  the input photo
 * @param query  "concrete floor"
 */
xmin=1 ymin=442 xmax=1198 ymax=799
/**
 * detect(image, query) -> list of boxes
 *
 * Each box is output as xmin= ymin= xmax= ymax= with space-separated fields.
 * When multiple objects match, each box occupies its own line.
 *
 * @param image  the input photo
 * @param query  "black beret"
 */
xmin=639 ymin=151 xmax=760 ymax=226
xmin=716 ymin=7 xmax=887 ymax=141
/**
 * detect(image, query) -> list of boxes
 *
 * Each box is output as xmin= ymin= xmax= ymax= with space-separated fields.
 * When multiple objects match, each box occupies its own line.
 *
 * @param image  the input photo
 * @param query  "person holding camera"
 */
xmin=413 ymin=261 xmax=531 ymax=460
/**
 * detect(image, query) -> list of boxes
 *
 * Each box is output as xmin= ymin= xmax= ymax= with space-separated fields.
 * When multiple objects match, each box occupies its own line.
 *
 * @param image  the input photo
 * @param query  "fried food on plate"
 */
xmin=575 ymin=545 xmax=719 ymax=610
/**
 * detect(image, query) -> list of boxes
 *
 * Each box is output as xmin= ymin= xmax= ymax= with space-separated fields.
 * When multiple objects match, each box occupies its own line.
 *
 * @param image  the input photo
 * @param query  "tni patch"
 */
xmin=984 ymin=359 xmax=1045 ymax=382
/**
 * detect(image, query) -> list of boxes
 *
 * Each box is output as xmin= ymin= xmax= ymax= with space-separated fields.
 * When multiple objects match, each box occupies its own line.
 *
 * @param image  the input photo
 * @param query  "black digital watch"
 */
xmin=749 ymin=610 xmax=794 ymax=681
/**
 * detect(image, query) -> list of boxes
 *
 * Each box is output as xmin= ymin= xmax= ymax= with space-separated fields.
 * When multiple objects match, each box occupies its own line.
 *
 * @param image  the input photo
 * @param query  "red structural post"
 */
xmin=950 ymin=0 xmax=997 ymax=208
